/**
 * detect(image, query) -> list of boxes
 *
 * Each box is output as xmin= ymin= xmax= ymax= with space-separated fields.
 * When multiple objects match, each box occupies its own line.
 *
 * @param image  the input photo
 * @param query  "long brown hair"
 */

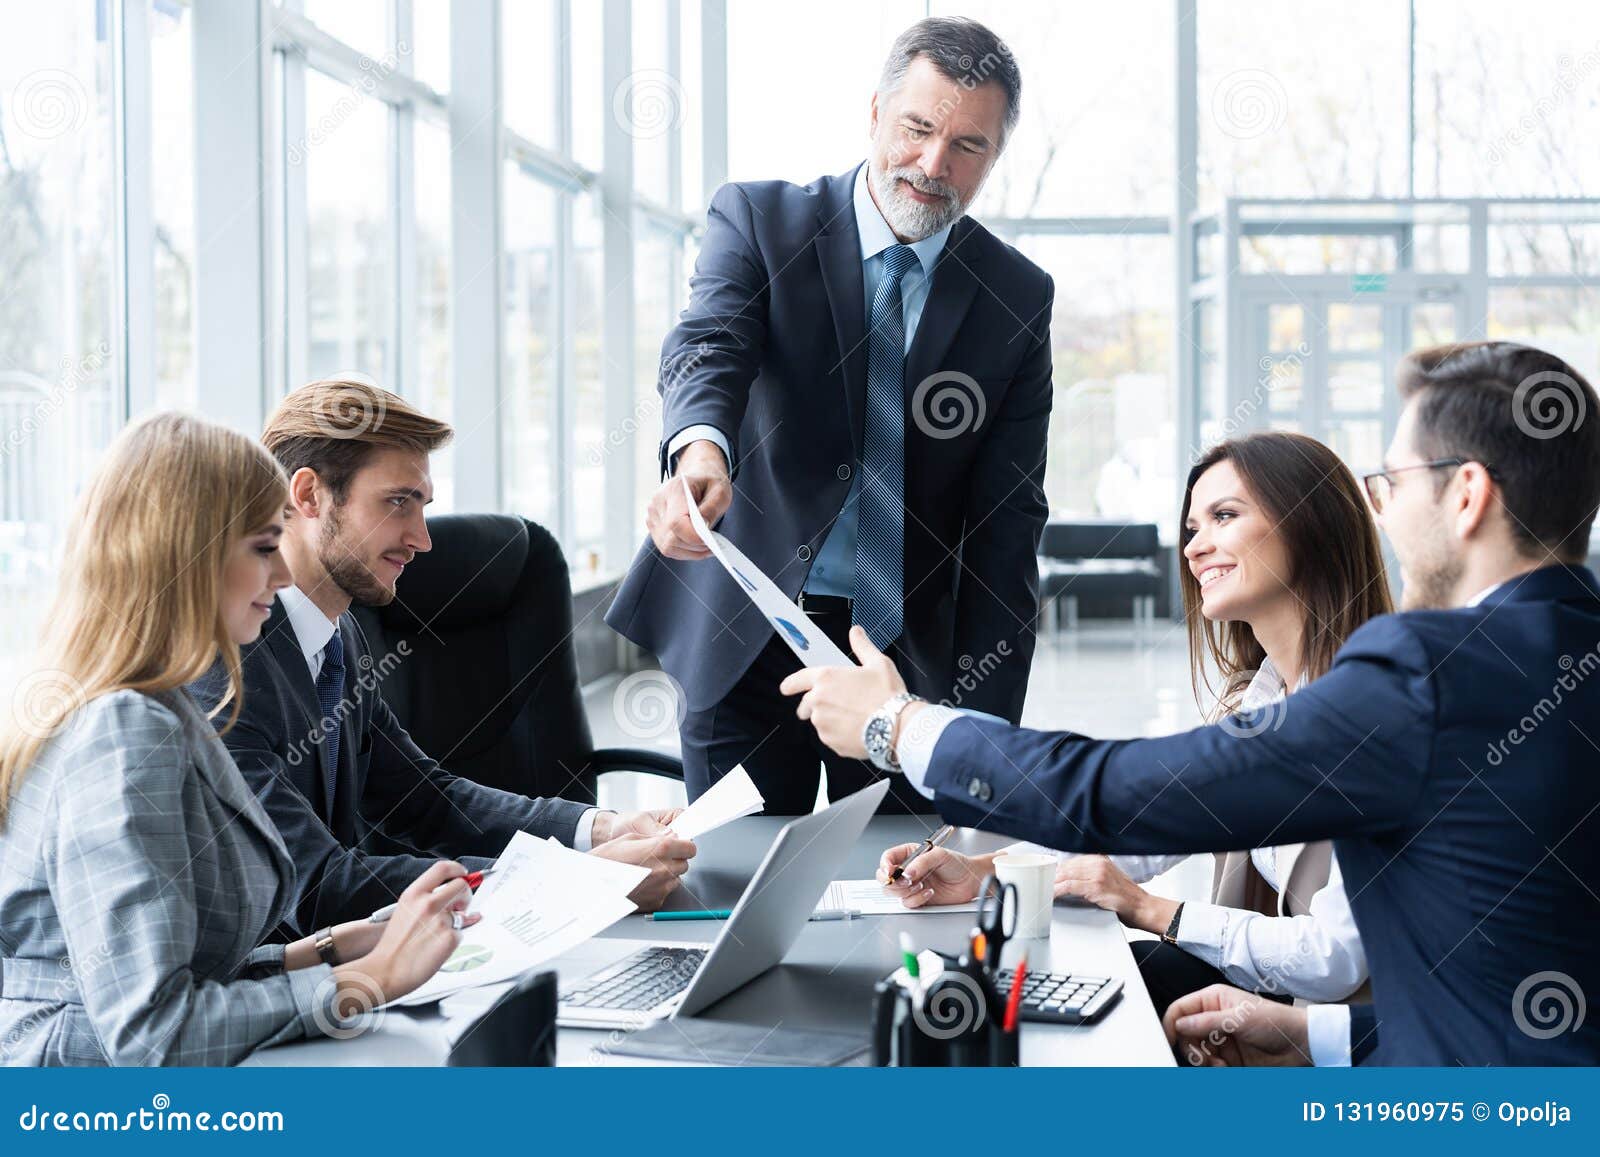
xmin=0 ymin=413 xmax=289 ymax=824
xmin=1179 ymin=432 xmax=1392 ymax=715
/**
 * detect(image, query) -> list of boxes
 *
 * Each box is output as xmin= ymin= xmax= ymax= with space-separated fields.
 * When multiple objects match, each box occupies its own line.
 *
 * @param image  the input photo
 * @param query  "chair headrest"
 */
xmin=371 ymin=514 xmax=562 ymax=632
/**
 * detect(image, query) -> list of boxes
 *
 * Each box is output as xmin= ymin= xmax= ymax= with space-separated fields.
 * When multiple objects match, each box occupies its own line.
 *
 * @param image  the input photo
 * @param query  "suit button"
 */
xmin=797 ymin=545 xmax=812 ymax=561
xmin=837 ymin=463 xmax=851 ymax=480
xmin=979 ymin=782 xmax=993 ymax=802
xmin=968 ymin=777 xmax=983 ymax=798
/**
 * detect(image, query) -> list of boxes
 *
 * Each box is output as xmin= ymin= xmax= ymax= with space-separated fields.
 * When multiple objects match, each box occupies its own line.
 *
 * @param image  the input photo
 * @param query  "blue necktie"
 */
xmin=854 ymin=244 xmax=918 ymax=648
xmin=314 ymin=627 xmax=346 ymax=805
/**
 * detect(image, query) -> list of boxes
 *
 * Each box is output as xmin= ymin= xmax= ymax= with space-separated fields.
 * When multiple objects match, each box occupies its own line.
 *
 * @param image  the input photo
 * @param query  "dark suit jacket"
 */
xmin=922 ymin=564 xmax=1600 ymax=1066
xmin=191 ymin=600 xmax=588 ymax=935
xmin=607 ymin=165 xmax=1054 ymax=720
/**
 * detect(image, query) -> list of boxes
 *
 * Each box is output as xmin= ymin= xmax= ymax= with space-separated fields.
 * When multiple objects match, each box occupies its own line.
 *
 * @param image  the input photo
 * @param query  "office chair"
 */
xmin=352 ymin=513 xmax=683 ymax=807
xmin=445 ymin=969 xmax=559 ymax=1067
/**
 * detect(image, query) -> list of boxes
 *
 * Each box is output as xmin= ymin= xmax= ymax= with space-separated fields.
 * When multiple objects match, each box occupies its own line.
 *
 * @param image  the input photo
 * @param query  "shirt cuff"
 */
xmin=573 ymin=808 xmax=604 ymax=852
xmin=1172 ymin=900 xmax=1231 ymax=970
xmin=896 ymin=704 xmax=961 ymax=799
xmin=1306 ymin=1003 xmax=1352 ymax=1067
xmin=666 ymin=425 xmax=731 ymax=476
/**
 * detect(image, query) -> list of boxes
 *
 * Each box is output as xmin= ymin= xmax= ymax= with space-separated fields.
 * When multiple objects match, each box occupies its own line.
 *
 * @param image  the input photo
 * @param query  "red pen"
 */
xmin=366 ymin=868 xmax=496 ymax=924
xmin=1003 ymin=952 xmax=1028 ymax=1032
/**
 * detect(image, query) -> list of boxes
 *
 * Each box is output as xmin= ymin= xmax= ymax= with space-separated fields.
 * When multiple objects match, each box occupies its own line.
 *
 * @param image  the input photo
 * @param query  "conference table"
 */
xmin=249 ymin=817 xmax=1175 ymax=1067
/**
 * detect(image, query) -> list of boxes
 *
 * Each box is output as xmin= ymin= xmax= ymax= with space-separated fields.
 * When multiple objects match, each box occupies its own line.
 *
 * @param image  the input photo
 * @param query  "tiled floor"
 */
xmin=584 ymin=619 xmax=1218 ymax=908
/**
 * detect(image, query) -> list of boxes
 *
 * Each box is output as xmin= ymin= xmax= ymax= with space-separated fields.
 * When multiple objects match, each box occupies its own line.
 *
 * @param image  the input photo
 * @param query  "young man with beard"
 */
xmin=193 ymin=380 xmax=695 ymax=942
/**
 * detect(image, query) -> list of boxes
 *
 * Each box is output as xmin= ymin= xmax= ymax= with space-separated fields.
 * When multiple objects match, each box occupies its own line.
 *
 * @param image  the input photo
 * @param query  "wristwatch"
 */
xmin=1161 ymin=901 xmax=1186 ymax=946
xmin=313 ymin=927 xmax=341 ymax=967
xmin=862 ymin=692 xmax=922 ymax=772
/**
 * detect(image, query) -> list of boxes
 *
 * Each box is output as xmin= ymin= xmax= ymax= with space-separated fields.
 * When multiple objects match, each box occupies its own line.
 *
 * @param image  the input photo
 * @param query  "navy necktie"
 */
xmin=854 ymin=244 xmax=918 ymax=648
xmin=314 ymin=627 xmax=346 ymax=805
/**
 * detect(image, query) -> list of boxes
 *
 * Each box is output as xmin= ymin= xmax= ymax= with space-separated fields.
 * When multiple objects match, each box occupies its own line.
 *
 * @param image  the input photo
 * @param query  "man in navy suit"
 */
xmin=784 ymin=341 xmax=1600 ymax=1066
xmin=608 ymin=18 xmax=1053 ymax=814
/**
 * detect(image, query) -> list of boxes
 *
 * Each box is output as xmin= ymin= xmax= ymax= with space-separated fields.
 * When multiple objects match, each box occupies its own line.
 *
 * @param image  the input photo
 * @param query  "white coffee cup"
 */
xmin=993 ymin=852 xmax=1055 ymax=939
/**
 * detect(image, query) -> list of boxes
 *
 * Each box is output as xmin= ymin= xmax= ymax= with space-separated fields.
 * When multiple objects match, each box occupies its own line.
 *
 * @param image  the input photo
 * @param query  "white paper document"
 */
xmin=668 ymin=763 xmax=765 ymax=841
xmin=819 ymin=878 xmax=982 ymax=916
xmin=391 ymin=831 xmax=648 ymax=1007
xmin=683 ymin=477 xmax=854 ymax=668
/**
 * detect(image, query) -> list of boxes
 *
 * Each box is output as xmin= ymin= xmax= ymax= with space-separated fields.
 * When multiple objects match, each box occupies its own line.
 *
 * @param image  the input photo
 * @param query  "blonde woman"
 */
xmin=0 ymin=413 xmax=476 ymax=1067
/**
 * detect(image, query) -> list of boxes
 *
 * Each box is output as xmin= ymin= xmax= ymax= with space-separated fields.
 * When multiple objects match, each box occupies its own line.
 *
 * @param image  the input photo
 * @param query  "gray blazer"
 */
xmin=0 ymin=688 xmax=340 ymax=1066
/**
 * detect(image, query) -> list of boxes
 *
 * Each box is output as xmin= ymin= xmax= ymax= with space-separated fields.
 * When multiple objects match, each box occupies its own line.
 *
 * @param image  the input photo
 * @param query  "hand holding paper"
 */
xmin=682 ymin=477 xmax=854 ymax=668
xmin=669 ymin=763 xmax=766 ymax=841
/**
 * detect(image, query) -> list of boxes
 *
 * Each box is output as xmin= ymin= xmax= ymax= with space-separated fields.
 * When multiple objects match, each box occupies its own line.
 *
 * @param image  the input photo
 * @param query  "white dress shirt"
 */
xmin=274 ymin=586 xmax=601 ymax=850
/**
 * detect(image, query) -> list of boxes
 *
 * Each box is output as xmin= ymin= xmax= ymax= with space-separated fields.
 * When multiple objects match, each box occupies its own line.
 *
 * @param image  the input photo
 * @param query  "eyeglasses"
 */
xmin=1361 ymin=457 xmax=1499 ymax=513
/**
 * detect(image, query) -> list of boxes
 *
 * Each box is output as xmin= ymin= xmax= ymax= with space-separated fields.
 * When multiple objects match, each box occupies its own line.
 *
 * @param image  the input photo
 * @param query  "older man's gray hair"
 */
xmin=877 ymin=16 xmax=1021 ymax=147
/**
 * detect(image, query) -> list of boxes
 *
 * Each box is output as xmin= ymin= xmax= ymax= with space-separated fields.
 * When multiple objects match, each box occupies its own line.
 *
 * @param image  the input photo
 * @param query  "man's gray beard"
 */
xmin=870 ymin=163 xmax=966 ymax=241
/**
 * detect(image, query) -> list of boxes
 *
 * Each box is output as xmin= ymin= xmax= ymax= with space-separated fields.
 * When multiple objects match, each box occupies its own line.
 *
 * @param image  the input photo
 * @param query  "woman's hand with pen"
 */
xmin=330 ymin=861 xmax=482 ymax=1016
xmin=875 ymin=846 xmax=997 ymax=908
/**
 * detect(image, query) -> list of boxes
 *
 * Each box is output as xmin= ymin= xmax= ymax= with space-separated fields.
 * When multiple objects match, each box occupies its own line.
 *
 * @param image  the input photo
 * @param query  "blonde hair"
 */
xmin=0 ymin=412 xmax=289 ymax=824
xmin=262 ymin=379 xmax=453 ymax=502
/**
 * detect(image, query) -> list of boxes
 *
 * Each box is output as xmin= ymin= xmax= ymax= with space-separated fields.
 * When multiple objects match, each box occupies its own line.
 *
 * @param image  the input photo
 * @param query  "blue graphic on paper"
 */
xmin=730 ymin=565 xmax=759 ymax=593
xmin=773 ymin=617 xmax=810 ymax=651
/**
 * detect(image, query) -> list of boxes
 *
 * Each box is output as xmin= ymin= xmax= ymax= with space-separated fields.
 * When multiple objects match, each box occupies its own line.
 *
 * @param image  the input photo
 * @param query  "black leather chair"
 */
xmin=352 ymin=514 xmax=683 ymax=807
xmin=446 ymin=969 xmax=558 ymax=1066
xmin=1036 ymin=520 xmax=1163 ymax=635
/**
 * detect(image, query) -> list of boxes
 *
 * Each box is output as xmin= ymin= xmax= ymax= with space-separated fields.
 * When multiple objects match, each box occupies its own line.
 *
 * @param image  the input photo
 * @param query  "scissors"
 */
xmin=973 ymin=874 xmax=1018 ymax=973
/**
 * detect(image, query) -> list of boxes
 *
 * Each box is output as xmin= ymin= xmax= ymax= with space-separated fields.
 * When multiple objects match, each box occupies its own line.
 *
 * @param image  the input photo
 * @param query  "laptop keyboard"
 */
xmin=561 ymin=946 xmax=708 ymax=1011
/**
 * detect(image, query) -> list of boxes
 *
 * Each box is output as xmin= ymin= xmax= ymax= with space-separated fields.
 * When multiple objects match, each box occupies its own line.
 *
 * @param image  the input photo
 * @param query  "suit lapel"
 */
xmin=816 ymin=196 xmax=869 ymax=461
xmin=904 ymin=218 xmax=983 ymax=398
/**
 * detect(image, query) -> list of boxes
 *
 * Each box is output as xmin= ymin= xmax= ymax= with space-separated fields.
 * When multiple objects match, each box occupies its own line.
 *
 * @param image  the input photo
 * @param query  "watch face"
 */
xmin=864 ymin=715 xmax=892 ymax=756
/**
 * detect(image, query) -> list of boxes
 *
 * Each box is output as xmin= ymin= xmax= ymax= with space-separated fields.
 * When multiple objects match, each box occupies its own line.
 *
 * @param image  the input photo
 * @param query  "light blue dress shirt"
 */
xmin=666 ymin=162 xmax=953 ymax=599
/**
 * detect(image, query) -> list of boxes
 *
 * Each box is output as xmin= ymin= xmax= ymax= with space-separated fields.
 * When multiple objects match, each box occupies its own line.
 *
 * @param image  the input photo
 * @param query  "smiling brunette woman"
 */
xmin=0 ymin=413 xmax=477 ymax=1066
xmin=874 ymin=431 xmax=1394 ymax=1022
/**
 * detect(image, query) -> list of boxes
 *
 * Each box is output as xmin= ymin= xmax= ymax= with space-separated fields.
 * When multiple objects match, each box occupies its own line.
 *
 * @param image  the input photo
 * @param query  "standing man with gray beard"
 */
xmin=608 ymin=17 xmax=1054 ymax=814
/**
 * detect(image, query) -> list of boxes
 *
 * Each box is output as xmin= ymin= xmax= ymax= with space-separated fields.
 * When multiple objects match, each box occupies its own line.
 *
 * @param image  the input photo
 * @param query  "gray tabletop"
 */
xmin=248 ymin=817 xmax=1175 ymax=1067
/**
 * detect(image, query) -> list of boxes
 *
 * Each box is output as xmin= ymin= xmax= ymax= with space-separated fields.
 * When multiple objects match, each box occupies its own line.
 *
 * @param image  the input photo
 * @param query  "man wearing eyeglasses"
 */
xmin=783 ymin=340 xmax=1600 ymax=1067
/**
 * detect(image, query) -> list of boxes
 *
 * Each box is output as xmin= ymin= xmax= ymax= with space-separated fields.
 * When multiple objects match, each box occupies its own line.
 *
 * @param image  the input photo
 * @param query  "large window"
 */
xmin=0 ymin=1 xmax=119 ymax=682
xmin=503 ymin=168 xmax=559 ymax=528
xmin=302 ymin=69 xmax=394 ymax=384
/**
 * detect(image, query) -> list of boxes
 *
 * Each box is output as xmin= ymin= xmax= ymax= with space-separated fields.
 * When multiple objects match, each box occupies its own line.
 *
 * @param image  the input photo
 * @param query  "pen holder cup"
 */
xmin=871 ymin=961 xmax=1020 ymax=1067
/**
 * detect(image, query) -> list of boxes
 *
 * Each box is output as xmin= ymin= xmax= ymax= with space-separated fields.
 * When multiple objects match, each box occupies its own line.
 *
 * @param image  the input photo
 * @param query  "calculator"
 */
xmin=993 ymin=969 xmax=1124 ymax=1024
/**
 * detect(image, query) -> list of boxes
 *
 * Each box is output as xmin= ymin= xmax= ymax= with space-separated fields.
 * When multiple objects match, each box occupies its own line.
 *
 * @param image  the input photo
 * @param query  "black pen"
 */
xmin=889 ymin=824 xmax=954 ymax=882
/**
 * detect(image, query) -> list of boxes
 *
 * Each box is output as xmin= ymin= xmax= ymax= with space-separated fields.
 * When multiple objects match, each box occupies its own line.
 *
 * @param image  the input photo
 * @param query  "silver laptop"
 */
xmin=557 ymin=779 xmax=891 ymax=1029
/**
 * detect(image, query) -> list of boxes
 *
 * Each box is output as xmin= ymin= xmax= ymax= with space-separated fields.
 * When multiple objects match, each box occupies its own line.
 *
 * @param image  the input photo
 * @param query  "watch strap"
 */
xmin=1161 ymin=901 xmax=1186 ymax=945
xmin=314 ymin=927 xmax=340 ymax=967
